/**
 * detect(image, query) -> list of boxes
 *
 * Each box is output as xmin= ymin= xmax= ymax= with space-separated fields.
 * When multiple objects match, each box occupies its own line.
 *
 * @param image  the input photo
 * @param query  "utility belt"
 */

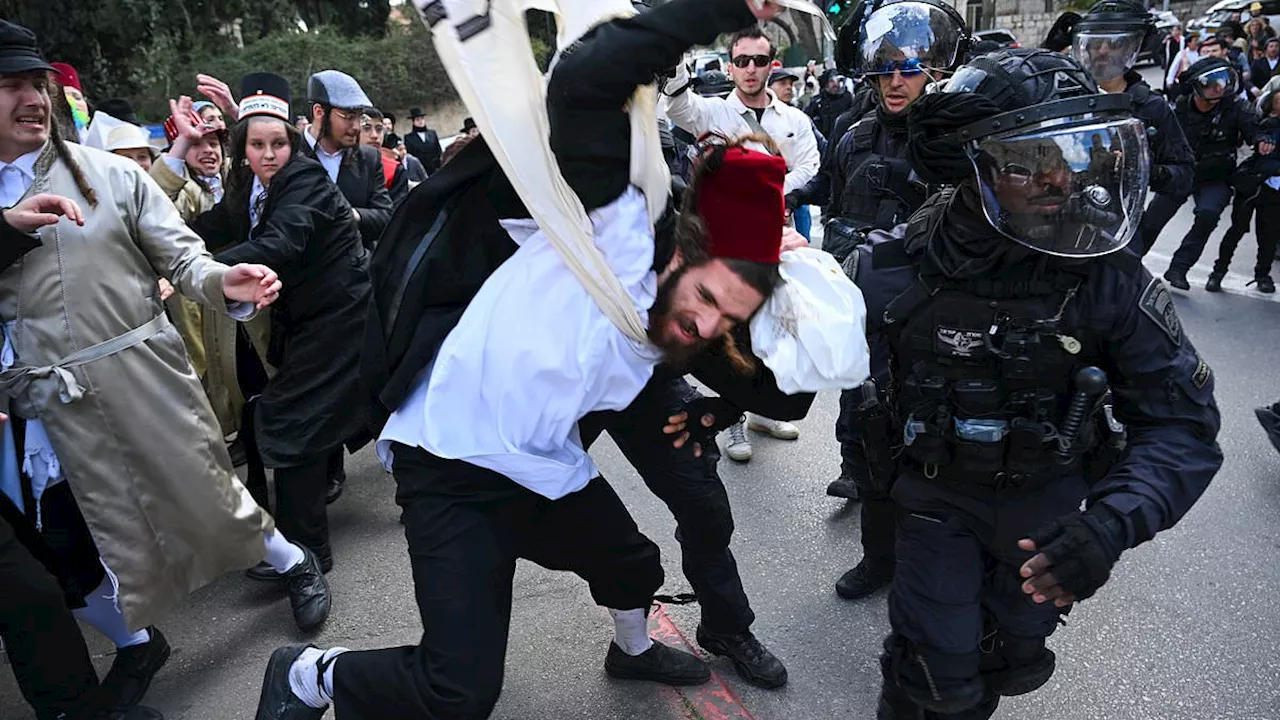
xmin=896 ymin=377 xmax=1097 ymax=490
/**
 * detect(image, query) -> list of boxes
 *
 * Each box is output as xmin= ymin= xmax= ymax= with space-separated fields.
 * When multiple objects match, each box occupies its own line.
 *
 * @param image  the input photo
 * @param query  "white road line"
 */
xmin=1142 ymin=250 xmax=1280 ymax=305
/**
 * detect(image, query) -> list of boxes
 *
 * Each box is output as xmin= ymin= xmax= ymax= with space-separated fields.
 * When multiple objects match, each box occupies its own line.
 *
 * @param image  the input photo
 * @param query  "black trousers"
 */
xmin=0 ymin=508 xmax=100 ymax=720
xmin=237 ymin=328 xmax=331 ymax=566
xmin=836 ymin=389 xmax=897 ymax=570
xmin=882 ymin=470 xmax=1089 ymax=718
xmin=581 ymin=375 xmax=754 ymax=635
xmin=331 ymin=444 xmax=662 ymax=719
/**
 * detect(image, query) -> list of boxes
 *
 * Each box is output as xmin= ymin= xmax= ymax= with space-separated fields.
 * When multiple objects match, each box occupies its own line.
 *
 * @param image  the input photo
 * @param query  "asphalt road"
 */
xmin=4 ymin=65 xmax=1280 ymax=720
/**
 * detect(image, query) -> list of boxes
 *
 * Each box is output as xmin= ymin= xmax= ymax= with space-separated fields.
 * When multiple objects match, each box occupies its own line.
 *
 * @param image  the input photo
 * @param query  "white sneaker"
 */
xmin=723 ymin=420 xmax=753 ymax=462
xmin=747 ymin=413 xmax=800 ymax=440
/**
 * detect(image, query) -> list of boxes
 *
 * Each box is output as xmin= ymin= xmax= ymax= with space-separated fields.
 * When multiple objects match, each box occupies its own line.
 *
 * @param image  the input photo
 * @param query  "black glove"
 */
xmin=683 ymin=396 xmax=744 ymax=445
xmin=784 ymin=191 xmax=803 ymax=212
xmin=1026 ymin=504 xmax=1125 ymax=602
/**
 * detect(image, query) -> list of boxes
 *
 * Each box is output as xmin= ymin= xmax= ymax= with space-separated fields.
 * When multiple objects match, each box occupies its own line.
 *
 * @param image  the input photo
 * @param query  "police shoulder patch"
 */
xmin=1192 ymin=357 xmax=1212 ymax=390
xmin=1138 ymin=277 xmax=1183 ymax=347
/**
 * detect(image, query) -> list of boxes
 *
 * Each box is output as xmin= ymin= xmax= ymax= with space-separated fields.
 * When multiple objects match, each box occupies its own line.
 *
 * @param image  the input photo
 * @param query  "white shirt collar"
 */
xmin=725 ymin=88 xmax=783 ymax=116
xmin=0 ymin=145 xmax=44 ymax=180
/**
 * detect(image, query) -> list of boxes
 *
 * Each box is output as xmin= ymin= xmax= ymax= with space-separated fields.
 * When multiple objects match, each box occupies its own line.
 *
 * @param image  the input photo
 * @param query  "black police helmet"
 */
xmin=836 ymin=0 xmax=971 ymax=75
xmin=1180 ymin=56 xmax=1241 ymax=100
xmin=947 ymin=48 xmax=1100 ymax=115
xmin=1077 ymin=0 xmax=1155 ymax=33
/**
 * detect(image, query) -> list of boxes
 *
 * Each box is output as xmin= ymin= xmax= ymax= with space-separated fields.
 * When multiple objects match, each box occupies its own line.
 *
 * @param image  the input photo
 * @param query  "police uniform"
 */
xmin=855 ymin=49 xmax=1223 ymax=719
xmin=855 ymin=189 xmax=1222 ymax=718
xmin=1139 ymin=77 xmax=1259 ymax=268
xmin=1122 ymin=70 xmax=1195 ymax=200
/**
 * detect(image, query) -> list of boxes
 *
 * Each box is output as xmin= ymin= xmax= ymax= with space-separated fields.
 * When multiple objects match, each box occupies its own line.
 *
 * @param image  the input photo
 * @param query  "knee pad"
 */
xmin=881 ymin=633 xmax=984 ymax=714
xmin=979 ymin=629 xmax=1056 ymax=697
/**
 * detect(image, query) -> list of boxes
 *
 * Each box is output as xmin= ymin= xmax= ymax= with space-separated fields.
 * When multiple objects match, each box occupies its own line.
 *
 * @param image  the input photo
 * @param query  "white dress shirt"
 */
xmin=662 ymin=67 xmax=820 ymax=195
xmin=0 ymin=147 xmax=41 ymax=208
xmin=304 ymin=130 xmax=344 ymax=183
xmin=378 ymin=186 xmax=664 ymax=500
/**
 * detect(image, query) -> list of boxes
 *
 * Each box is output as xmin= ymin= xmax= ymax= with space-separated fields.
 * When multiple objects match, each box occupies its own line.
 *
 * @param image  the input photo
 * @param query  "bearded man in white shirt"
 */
xmin=662 ymin=25 xmax=819 ymax=462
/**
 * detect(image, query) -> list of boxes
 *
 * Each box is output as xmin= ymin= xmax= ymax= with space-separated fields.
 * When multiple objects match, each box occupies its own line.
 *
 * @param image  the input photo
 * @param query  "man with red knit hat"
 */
xmin=254 ymin=1 xmax=812 ymax=718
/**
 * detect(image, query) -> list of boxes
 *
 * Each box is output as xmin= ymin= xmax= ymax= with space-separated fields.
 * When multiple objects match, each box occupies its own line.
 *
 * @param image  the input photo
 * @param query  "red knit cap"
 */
xmin=697 ymin=146 xmax=786 ymax=265
xmin=50 ymin=62 xmax=81 ymax=92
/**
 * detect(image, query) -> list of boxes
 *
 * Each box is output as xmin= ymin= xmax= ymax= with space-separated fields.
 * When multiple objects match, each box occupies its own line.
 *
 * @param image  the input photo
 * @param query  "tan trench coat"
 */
xmin=0 ymin=143 xmax=271 ymax=630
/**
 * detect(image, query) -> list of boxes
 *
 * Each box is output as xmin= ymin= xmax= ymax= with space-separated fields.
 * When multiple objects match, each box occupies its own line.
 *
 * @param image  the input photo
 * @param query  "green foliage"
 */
xmin=0 ymin=0 xmax=424 ymax=123
xmin=144 ymin=20 xmax=455 ymax=121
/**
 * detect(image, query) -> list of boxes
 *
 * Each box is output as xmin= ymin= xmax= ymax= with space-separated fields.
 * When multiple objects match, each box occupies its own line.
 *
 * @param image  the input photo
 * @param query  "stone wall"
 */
xmin=992 ymin=0 xmax=1222 ymax=48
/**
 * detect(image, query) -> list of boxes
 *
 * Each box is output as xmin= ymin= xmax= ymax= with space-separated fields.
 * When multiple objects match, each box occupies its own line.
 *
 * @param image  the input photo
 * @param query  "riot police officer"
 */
xmin=1138 ymin=58 xmax=1260 ymax=287
xmin=1069 ymin=0 xmax=1194 ymax=203
xmin=825 ymin=0 xmax=972 ymax=602
xmin=851 ymin=49 xmax=1222 ymax=718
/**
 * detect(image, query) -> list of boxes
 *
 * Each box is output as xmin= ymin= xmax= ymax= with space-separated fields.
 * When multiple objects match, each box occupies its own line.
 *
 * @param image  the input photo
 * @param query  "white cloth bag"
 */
xmin=749 ymin=247 xmax=870 ymax=394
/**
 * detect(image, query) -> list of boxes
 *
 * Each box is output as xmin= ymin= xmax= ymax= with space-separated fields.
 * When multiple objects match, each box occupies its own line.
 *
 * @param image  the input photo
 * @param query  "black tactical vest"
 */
xmin=877 ymin=207 xmax=1105 ymax=488
xmin=1176 ymin=95 xmax=1241 ymax=180
xmin=837 ymin=118 xmax=927 ymax=231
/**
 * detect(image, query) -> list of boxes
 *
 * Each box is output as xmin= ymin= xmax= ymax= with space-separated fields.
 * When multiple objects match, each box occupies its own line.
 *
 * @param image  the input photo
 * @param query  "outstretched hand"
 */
xmin=2 ymin=193 xmax=84 ymax=233
xmin=196 ymin=74 xmax=239 ymax=121
xmin=746 ymin=0 xmax=784 ymax=21
xmin=223 ymin=264 xmax=282 ymax=310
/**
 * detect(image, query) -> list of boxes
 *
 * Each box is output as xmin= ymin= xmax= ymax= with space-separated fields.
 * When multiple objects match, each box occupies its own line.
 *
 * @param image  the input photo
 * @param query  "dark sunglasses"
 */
xmin=868 ymin=58 xmax=924 ymax=77
xmin=731 ymin=54 xmax=774 ymax=69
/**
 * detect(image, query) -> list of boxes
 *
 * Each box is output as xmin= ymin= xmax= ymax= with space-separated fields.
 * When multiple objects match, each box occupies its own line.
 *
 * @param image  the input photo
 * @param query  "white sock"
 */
xmin=288 ymin=646 xmax=349 ymax=709
xmin=263 ymin=530 xmax=306 ymax=573
xmin=74 ymin=576 xmax=152 ymax=648
xmin=609 ymin=608 xmax=653 ymax=656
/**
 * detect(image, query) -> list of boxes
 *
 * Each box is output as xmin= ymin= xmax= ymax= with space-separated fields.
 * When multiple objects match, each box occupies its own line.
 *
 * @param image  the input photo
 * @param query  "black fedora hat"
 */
xmin=409 ymin=107 xmax=427 ymax=118
xmin=0 ymin=19 xmax=54 ymax=76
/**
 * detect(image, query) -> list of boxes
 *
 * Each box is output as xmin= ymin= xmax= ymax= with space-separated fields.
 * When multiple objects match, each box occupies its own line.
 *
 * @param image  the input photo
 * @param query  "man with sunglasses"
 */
xmin=1136 ymin=58 xmax=1261 ymax=292
xmin=662 ymin=25 xmax=820 ymax=463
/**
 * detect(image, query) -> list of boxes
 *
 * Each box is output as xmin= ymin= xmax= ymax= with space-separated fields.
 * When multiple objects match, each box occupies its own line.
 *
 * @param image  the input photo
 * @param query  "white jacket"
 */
xmin=662 ymin=66 xmax=820 ymax=196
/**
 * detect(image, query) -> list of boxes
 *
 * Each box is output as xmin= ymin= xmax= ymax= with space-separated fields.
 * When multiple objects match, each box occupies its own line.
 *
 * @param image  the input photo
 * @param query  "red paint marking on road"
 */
xmin=650 ymin=603 xmax=758 ymax=720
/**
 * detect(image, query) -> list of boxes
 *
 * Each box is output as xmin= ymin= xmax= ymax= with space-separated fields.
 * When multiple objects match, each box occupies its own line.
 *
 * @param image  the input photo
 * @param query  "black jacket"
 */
xmin=363 ymin=0 xmax=814 ymax=439
xmin=1251 ymin=56 xmax=1280 ymax=90
xmin=404 ymin=128 xmax=442 ymax=174
xmin=1175 ymin=94 xmax=1261 ymax=182
xmin=805 ymin=87 xmax=855 ymax=140
xmin=300 ymin=140 xmax=393 ymax=248
xmin=191 ymin=155 xmax=372 ymax=466
xmin=1124 ymin=72 xmax=1195 ymax=197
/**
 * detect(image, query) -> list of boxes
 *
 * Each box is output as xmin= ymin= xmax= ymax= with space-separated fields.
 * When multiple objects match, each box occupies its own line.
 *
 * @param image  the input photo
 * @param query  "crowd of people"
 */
xmin=0 ymin=0 xmax=1275 ymax=718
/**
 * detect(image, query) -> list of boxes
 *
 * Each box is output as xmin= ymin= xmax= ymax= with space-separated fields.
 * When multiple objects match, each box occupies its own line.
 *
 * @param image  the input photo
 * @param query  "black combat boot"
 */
xmin=1205 ymin=272 xmax=1224 ymax=292
xmin=826 ymin=453 xmax=862 ymax=500
xmin=835 ymin=558 xmax=894 ymax=600
xmin=696 ymin=625 xmax=788 ymax=689
xmin=1163 ymin=266 xmax=1190 ymax=290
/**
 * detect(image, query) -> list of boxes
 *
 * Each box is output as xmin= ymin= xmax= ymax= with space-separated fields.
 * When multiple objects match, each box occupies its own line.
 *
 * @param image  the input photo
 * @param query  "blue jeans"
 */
xmin=793 ymin=205 xmax=812 ymax=241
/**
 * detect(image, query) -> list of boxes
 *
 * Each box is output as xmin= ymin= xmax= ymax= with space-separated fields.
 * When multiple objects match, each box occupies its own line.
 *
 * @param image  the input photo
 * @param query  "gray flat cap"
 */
xmin=307 ymin=69 xmax=372 ymax=110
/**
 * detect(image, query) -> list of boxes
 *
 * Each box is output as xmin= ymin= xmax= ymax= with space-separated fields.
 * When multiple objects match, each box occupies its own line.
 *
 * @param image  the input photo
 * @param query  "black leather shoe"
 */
xmin=1254 ymin=276 xmax=1276 ymax=293
xmin=99 ymin=627 xmax=171 ymax=711
xmin=604 ymin=640 xmax=710 ymax=686
xmin=826 ymin=475 xmax=861 ymax=501
xmin=246 ymin=550 xmax=333 ymax=583
xmin=285 ymin=550 xmax=332 ymax=632
xmin=325 ymin=469 xmax=346 ymax=505
xmin=1255 ymin=404 xmax=1280 ymax=455
xmin=1205 ymin=272 xmax=1224 ymax=292
xmin=255 ymin=645 xmax=326 ymax=720
xmin=1163 ymin=267 xmax=1190 ymax=291
xmin=695 ymin=625 xmax=788 ymax=689
xmin=835 ymin=559 xmax=894 ymax=600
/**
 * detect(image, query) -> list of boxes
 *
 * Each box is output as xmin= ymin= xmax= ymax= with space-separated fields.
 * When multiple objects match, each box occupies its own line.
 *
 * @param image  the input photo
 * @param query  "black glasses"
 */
xmin=731 ymin=54 xmax=774 ymax=69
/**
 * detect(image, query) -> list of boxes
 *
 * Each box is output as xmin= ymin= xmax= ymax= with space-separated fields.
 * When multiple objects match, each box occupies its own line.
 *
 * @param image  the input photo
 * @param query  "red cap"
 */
xmin=163 ymin=110 xmax=216 ymax=143
xmin=50 ymin=62 xmax=81 ymax=92
xmin=697 ymin=146 xmax=786 ymax=265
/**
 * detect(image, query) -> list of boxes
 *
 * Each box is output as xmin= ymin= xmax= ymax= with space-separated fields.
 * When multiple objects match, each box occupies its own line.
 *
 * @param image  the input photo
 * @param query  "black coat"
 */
xmin=404 ymin=128 xmax=442 ymax=174
xmin=300 ymin=141 xmax=393 ymax=248
xmin=805 ymin=87 xmax=855 ymax=141
xmin=1251 ymin=56 xmax=1280 ymax=90
xmin=190 ymin=155 xmax=372 ymax=467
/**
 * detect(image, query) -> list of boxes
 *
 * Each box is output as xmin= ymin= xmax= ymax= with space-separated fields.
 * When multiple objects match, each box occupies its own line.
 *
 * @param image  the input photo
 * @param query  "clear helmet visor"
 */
xmin=1192 ymin=67 xmax=1237 ymax=100
xmin=967 ymin=116 xmax=1150 ymax=257
xmin=856 ymin=2 xmax=963 ymax=76
xmin=1071 ymin=31 xmax=1143 ymax=82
